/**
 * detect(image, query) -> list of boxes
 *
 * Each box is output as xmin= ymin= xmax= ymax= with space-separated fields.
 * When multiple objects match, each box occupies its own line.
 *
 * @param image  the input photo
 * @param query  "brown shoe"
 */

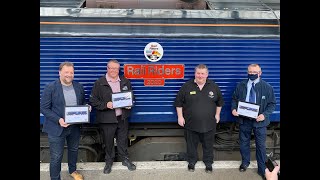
xmin=70 ymin=171 xmax=84 ymax=180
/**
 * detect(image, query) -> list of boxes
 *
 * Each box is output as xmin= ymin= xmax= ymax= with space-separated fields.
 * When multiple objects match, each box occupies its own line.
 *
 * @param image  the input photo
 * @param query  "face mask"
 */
xmin=248 ymin=74 xmax=258 ymax=81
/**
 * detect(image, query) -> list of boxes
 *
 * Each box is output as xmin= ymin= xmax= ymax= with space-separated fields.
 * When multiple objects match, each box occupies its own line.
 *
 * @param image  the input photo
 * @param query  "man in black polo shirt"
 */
xmin=174 ymin=64 xmax=224 ymax=173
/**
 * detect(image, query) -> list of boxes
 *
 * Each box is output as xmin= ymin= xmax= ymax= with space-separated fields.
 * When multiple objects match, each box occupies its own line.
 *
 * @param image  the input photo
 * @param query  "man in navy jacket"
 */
xmin=40 ymin=62 xmax=86 ymax=180
xmin=231 ymin=64 xmax=276 ymax=180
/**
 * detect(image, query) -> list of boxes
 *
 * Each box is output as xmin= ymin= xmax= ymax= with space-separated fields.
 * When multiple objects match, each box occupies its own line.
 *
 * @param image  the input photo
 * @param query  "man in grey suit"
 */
xmin=40 ymin=62 xmax=86 ymax=180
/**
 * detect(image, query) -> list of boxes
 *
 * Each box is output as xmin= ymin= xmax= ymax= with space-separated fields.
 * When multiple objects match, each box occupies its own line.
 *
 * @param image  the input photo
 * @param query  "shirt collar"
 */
xmin=106 ymin=73 xmax=120 ymax=82
xmin=248 ymin=77 xmax=260 ymax=85
xmin=193 ymin=78 xmax=207 ymax=85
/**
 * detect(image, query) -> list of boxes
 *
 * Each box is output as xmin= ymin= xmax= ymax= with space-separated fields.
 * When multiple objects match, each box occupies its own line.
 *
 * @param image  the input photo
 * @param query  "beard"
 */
xmin=62 ymin=77 xmax=73 ymax=85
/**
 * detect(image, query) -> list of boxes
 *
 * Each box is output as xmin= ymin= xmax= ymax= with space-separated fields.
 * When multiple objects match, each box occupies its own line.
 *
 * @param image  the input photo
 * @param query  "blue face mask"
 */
xmin=248 ymin=74 xmax=258 ymax=81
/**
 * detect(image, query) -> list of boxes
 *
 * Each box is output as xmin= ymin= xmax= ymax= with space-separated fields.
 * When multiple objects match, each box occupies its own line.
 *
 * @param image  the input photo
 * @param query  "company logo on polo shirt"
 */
xmin=208 ymin=91 xmax=214 ymax=98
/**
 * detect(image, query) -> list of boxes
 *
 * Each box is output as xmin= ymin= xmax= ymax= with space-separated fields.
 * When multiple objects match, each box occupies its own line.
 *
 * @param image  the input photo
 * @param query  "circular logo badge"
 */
xmin=144 ymin=42 xmax=164 ymax=62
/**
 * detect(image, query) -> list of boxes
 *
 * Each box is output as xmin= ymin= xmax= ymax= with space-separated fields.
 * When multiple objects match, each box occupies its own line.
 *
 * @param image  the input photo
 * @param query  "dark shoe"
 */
xmin=205 ymin=165 xmax=212 ymax=173
xmin=103 ymin=163 xmax=112 ymax=174
xmin=188 ymin=163 xmax=195 ymax=172
xmin=122 ymin=158 xmax=136 ymax=171
xmin=239 ymin=164 xmax=248 ymax=172
xmin=258 ymin=172 xmax=266 ymax=180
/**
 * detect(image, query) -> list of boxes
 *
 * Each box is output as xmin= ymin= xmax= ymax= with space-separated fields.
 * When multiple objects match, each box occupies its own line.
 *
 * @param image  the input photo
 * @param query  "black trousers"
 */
xmin=99 ymin=116 xmax=129 ymax=164
xmin=185 ymin=129 xmax=215 ymax=165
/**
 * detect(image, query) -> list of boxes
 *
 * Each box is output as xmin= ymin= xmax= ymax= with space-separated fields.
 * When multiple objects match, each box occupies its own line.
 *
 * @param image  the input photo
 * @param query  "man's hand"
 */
xmin=215 ymin=114 xmax=220 ymax=123
xmin=178 ymin=116 xmax=185 ymax=127
xmin=265 ymin=165 xmax=280 ymax=180
xmin=256 ymin=114 xmax=265 ymax=122
xmin=106 ymin=101 xmax=113 ymax=109
xmin=232 ymin=109 xmax=239 ymax=116
xmin=87 ymin=104 xmax=92 ymax=112
xmin=59 ymin=118 xmax=69 ymax=127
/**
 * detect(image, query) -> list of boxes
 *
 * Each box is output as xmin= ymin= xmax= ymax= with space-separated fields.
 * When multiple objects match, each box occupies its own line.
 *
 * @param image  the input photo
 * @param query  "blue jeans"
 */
xmin=48 ymin=125 xmax=80 ymax=180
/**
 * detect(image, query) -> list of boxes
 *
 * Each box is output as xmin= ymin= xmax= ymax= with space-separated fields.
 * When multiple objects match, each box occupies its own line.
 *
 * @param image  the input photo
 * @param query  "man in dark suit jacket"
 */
xmin=40 ymin=62 xmax=86 ymax=180
xmin=231 ymin=64 xmax=276 ymax=180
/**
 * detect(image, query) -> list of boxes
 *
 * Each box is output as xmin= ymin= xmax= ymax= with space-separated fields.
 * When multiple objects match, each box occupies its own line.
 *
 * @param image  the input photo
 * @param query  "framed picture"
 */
xmin=112 ymin=91 xmax=133 ymax=108
xmin=237 ymin=101 xmax=260 ymax=119
xmin=64 ymin=105 xmax=90 ymax=124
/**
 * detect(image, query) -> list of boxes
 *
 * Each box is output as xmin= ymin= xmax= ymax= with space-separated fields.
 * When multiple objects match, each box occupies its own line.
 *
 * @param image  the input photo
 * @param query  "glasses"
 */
xmin=248 ymin=71 xmax=260 ymax=74
xmin=107 ymin=66 xmax=120 ymax=70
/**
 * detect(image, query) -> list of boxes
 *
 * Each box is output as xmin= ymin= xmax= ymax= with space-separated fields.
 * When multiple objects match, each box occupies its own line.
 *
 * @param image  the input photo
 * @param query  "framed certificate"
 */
xmin=112 ymin=91 xmax=133 ymax=108
xmin=65 ymin=105 xmax=90 ymax=124
xmin=237 ymin=101 xmax=260 ymax=119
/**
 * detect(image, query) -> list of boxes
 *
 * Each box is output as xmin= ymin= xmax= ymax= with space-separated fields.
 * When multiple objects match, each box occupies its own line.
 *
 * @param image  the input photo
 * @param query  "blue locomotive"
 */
xmin=40 ymin=0 xmax=280 ymax=162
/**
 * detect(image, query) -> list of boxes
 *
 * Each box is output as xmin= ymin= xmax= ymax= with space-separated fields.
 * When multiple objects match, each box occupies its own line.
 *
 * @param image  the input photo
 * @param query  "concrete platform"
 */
xmin=40 ymin=161 xmax=279 ymax=180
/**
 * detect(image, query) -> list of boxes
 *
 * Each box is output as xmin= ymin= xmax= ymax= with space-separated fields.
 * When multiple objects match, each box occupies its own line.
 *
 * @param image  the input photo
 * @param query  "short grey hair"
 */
xmin=195 ymin=64 xmax=209 ymax=73
xmin=59 ymin=61 xmax=74 ymax=71
xmin=107 ymin=59 xmax=120 ymax=67
xmin=248 ymin=63 xmax=262 ymax=72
